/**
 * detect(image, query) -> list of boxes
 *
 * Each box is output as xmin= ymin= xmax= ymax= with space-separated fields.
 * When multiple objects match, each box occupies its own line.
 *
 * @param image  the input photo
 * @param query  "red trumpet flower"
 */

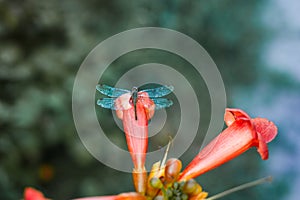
xmin=23 ymin=188 xmax=146 ymax=200
xmin=24 ymin=187 xmax=47 ymax=200
xmin=73 ymin=192 xmax=146 ymax=200
xmin=178 ymin=108 xmax=278 ymax=181
xmin=114 ymin=92 xmax=155 ymax=194
xmin=115 ymin=92 xmax=155 ymax=170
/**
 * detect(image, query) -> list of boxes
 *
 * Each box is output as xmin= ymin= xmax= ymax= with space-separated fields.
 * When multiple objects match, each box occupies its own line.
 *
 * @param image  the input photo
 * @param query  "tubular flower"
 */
xmin=73 ymin=192 xmax=146 ymax=200
xmin=25 ymin=106 xmax=278 ymax=200
xmin=114 ymin=92 xmax=155 ymax=194
xmin=24 ymin=187 xmax=48 ymax=200
xmin=178 ymin=108 xmax=278 ymax=181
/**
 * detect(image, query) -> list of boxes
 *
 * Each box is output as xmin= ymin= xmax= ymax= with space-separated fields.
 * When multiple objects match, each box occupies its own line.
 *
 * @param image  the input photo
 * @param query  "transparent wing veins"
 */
xmin=96 ymin=84 xmax=174 ymax=111
xmin=97 ymin=98 xmax=118 ymax=110
xmin=140 ymin=85 xmax=174 ymax=98
xmin=96 ymin=84 xmax=130 ymax=97
xmin=152 ymin=98 xmax=173 ymax=110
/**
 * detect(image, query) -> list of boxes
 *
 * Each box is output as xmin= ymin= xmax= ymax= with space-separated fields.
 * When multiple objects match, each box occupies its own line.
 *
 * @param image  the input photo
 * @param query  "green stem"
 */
xmin=205 ymin=176 xmax=272 ymax=200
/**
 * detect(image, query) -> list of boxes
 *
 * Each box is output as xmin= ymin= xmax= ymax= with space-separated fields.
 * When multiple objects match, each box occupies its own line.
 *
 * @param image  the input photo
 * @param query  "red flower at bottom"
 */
xmin=24 ymin=187 xmax=47 ymax=200
xmin=73 ymin=192 xmax=146 ymax=200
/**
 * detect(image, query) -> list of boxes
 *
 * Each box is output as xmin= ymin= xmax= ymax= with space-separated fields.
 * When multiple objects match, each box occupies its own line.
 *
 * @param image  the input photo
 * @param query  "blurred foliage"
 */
xmin=0 ymin=0 xmax=288 ymax=199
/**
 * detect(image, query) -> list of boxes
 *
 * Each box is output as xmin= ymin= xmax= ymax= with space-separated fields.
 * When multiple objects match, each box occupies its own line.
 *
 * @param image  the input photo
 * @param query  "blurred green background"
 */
xmin=1 ymin=0 xmax=299 ymax=199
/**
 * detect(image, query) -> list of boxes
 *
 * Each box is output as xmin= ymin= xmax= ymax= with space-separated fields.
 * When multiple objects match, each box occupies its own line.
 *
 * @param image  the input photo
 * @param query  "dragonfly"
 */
xmin=96 ymin=84 xmax=174 ymax=120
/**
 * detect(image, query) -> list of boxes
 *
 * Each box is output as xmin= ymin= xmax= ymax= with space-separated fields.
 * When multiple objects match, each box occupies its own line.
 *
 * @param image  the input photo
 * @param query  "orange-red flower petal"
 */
xmin=252 ymin=118 xmax=278 ymax=143
xmin=24 ymin=187 xmax=47 ymax=200
xmin=178 ymin=108 xmax=278 ymax=181
xmin=73 ymin=192 xmax=146 ymax=200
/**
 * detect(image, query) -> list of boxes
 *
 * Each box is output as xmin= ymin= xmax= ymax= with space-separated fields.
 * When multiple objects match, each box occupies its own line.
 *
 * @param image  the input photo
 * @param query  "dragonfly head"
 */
xmin=131 ymin=86 xmax=138 ymax=94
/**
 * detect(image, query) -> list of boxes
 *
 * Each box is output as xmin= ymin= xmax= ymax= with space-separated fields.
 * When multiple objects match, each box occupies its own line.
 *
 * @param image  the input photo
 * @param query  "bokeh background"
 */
xmin=0 ymin=0 xmax=299 ymax=199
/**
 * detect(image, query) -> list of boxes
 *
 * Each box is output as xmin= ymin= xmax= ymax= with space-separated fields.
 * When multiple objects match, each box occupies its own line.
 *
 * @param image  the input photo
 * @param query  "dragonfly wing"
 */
xmin=97 ymin=98 xmax=118 ymax=110
xmin=141 ymin=85 xmax=174 ymax=98
xmin=152 ymin=98 xmax=173 ymax=110
xmin=96 ymin=84 xmax=130 ymax=97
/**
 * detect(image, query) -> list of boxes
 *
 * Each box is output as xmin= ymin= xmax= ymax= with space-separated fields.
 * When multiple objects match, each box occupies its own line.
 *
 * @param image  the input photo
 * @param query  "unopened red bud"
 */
xmin=165 ymin=158 xmax=182 ymax=183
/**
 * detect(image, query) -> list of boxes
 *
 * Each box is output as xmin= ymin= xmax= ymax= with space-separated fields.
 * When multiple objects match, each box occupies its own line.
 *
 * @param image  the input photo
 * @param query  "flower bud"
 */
xmin=182 ymin=179 xmax=198 ymax=194
xmin=165 ymin=158 xmax=182 ymax=183
xmin=150 ymin=177 xmax=163 ymax=189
